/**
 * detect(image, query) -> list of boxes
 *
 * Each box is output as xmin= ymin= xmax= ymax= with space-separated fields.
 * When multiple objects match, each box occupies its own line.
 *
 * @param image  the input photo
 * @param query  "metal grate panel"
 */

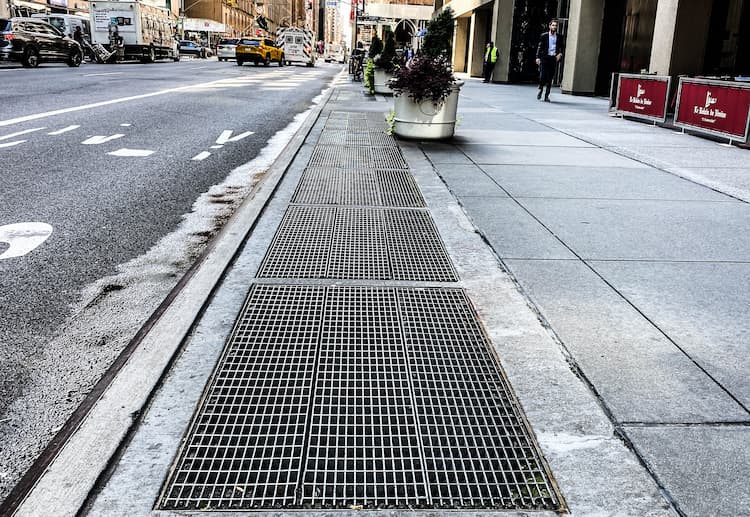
xmin=303 ymin=287 xmax=429 ymax=508
xmin=257 ymin=206 xmax=334 ymax=279
xmin=159 ymin=285 xmax=325 ymax=510
xmin=398 ymin=288 xmax=558 ymax=510
xmin=318 ymin=131 xmax=395 ymax=147
xmin=328 ymin=208 xmax=390 ymax=279
xmin=387 ymin=210 xmax=458 ymax=282
xmin=160 ymin=286 xmax=559 ymax=510
xmin=292 ymin=168 xmax=425 ymax=208
xmin=308 ymin=146 xmax=407 ymax=169
xmin=257 ymin=208 xmax=456 ymax=281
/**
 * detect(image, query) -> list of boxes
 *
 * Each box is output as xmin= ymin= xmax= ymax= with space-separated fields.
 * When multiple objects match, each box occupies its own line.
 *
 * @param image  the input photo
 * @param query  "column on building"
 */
xmin=561 ymin=0 xmax=604 ymax=95
xmin=488 ymin=0 xmax=512 ymax=82
xmin=452 ymin=16 xmax=469 ymax=72
xmin=649 ymin=0 xmax=713 ymax=76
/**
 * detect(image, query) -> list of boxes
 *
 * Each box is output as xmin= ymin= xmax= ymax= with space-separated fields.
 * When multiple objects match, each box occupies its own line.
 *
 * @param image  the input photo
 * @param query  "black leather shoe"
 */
xmin=544 ymin=97 xmax=551 ymax=102
xmin=536 ymin=90 xmax=542 ymax=100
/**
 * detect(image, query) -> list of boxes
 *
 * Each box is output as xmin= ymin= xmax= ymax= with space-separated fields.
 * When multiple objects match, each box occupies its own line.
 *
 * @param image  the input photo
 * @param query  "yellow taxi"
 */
xmin=235 ymin=38 xmax=284 ymax=67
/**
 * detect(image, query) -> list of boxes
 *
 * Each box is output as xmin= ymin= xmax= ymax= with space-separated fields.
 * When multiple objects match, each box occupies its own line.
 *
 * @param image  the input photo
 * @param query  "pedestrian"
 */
xmin=483 ymin=41 xmax=497 ymax=83
xmin=73 ymin=26 xmax=84 ymax=44
xmin=536 ymin=19 xmax=564 ymax=102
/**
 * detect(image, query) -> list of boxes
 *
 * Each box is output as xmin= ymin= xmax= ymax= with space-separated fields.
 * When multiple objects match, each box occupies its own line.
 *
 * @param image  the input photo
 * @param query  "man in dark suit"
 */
xmin=536 ymin=19 xmax=564 ymax=102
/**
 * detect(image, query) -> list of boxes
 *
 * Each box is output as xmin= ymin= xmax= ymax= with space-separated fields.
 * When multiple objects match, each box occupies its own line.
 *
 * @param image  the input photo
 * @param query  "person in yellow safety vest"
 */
xmin=483 ymin=42 xmax=498 ymax=83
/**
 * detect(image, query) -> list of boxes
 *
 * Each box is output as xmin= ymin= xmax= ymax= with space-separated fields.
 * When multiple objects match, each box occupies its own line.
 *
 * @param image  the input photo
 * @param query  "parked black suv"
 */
xmin=0 ymin=17 xmax=83 ymax=67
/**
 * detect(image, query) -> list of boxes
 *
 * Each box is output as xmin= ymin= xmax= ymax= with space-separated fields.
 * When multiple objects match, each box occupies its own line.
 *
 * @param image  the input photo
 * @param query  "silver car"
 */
xmin=217 ymin=38 xmax=239 ymax=61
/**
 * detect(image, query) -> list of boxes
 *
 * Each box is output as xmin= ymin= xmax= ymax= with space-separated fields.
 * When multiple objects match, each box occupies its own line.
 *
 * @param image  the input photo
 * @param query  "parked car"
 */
xmin=179 ymin=40 xmax=206 ymax=58
xmin=216 ymin=38 xmax=238 ymax=61
xmin=235 ymin=37 xmax=283 ymax=66
xmin=0 ymin=17 xmax=83 ymax=67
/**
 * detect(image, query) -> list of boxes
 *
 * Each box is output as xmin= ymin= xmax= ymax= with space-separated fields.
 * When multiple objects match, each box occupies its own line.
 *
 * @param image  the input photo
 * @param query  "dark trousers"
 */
xmin=483 ymin=60 xmax=495 ymax=82
xmin=538 ymin=55 xmax=557 ymax=97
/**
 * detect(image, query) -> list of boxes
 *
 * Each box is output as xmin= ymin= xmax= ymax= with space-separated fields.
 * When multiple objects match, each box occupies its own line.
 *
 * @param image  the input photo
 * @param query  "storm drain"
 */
xmin=292 ymin=167 xmax=425 ymax=207
xmin=159 ymin=285 xmax=559 ymax=511
xmin=309 ymin=145 xmax=408 ymax=169
xmin=257 ymin=206 xmax=457 ymax=281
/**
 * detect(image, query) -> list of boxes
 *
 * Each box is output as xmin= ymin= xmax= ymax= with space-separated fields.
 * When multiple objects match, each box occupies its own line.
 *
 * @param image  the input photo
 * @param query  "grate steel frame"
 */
xmin=309 ymin=145 xmax=408 ymax=169
xmin=291 ymin=168 xmax=425 ymax=208
xmin=159 ymin=285 xmax=327 ymax=510
xmin=257 ymin=206 xmax=457 ymax=282
xmin=159 ymin=285 xmax=560 ymax=511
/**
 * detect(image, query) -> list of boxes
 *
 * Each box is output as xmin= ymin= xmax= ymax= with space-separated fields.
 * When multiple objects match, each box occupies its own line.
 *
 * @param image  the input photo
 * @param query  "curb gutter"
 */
xmin=4 ymin=88 xmax=333 ymax=517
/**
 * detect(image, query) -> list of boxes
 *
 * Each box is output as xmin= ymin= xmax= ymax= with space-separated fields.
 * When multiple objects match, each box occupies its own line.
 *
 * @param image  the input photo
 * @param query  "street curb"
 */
xmin=6 ymin=87 xmax=334 ymax=517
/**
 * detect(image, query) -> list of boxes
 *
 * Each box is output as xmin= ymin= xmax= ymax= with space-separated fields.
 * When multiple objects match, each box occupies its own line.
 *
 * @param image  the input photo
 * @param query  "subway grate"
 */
xmin=309 ymin=145 xmax=408 ymax=169
xmin=398 ymin=288 xmax=558 ymax=509
xmin=257 ymin=207 xmax=457 ymax=281
xmin=159 ymin=286 xmax=559 ymax=511
xmin=303 ymin=287 xmax=429 ymax=508
xmin=292 ymin=168 xmax=425 ymax=208
xmin=159 ymin=285 xmax=325 ymax=510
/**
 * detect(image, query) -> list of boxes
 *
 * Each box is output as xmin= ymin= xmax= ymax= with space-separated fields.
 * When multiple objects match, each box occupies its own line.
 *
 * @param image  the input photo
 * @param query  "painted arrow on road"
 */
xmin=0 ymin=222 xmax=54 ymax=260
xmin=215 ymin=130 xmax=254 ymax=145
xmin=82 ymin=134 xmax=124 ymax=145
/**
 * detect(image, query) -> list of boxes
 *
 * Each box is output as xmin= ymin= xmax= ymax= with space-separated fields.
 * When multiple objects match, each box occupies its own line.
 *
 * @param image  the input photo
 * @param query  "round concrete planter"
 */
xmin=374 ymin=68 xmax=394 ymax=94
xmin=392 ymin=81 xmax=464 ymax=140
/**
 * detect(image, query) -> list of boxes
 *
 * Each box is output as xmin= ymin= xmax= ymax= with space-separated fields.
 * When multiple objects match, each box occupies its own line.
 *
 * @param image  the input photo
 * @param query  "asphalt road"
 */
xmin=0 ymin=57 xmax=341 ymax=501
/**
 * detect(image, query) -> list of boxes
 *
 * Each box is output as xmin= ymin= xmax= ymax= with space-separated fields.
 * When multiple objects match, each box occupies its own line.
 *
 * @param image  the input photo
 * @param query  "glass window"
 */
xmin=0 ymin=19 xmax=11 ymax=32
xmin=295 ymin=36 xmax=303 ymax=44
xmin=47 ymin=17 xmax=65 ymax=33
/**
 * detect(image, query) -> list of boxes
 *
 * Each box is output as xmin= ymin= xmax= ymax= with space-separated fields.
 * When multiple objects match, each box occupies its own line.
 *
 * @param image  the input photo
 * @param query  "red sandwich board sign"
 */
xmin=675 ymin=77 xmax=750 ymax=143
xmin=615 ymin=74 xmax=671 ymax=123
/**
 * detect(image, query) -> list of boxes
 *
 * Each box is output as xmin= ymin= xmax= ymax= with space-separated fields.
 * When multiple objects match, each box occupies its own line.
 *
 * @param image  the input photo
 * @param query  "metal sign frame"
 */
xmin=674 ymin=76 xmax=750 ymax=144
xmin=615 ymin=73 xmax=671 ymax=123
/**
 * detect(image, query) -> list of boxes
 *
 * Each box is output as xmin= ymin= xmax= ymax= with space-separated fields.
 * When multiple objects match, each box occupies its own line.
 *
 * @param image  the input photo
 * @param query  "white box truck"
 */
xmin=89 ymin=0 xmax=179 ymax=62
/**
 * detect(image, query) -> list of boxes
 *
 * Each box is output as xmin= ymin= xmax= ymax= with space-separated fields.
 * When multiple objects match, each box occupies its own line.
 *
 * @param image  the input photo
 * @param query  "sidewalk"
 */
xmin=18 ymin=77 xmax=749 ymax=517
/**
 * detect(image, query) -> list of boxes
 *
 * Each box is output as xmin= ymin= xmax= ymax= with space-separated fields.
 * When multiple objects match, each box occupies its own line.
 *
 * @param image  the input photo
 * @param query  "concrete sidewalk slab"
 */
xmin=518 ymin=198 xmax=750 ymax=261
xmin=625 ymin=426 xmax=750 ymax=517
xmin=503 ymin=259 xmax=748 ymax=424
xmin=592 ymin=261 xmax=750 ymax=408
xmin=480 ymin=164 xmax=732 ymax=201
xmin=455 ymin=197 xmax=576 ymax=259
xmin=459 ymin=144 xmax=650 ymax=167
xmin=430 ymin=164 xmax=508 ymax=197
xmin=450 ymin=129 xmax=591 ymax=147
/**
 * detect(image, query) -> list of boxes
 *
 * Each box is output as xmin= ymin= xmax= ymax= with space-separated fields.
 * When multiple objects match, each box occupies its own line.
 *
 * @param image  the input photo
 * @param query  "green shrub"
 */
xmin=389 ymin=55 xmax=455 ymax=104
xmin=364 ymin=59 xmax=375 ymax=94
xmin=368 ymin=36 xmax=383 ymax=59
xmin=423 ymin=7 xmax=455 ymax=58
xmin=376 ymin=31 xmax=400 ymax=72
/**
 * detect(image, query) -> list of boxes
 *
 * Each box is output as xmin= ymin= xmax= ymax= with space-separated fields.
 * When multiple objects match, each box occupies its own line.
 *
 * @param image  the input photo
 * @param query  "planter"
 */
xmin=374 ymin=68 xmax=394 ymax=94
xmin=392 ymin=81 xmax=464 ymax=140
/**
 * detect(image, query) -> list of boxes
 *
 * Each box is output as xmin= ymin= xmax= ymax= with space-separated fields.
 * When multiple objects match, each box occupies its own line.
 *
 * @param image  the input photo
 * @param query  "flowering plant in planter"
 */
xmin=389 ymin=55 xmax=456 ymax=105
xmin=389 ymin=6 xmax=463 ymax=139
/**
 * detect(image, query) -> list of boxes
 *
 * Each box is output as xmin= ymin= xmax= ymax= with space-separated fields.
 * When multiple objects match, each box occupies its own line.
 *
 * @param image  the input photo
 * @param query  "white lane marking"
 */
xmin=0 ymin=77 xmax=235 ymax=128
xmin=0 ymin=222 xmax=53 ymax=260
xmin=83 ymin=72 xmax=123 ymax=77
xmin=120 ymin=123 xmax=131 ymax=127
xmin=48 ymin=125 xmax=80 ymax=135
xmin=0 ymin=140 xmax=26 ymax=148
xmin=0 ymin=127 xmax=45 ymax=140
xmin=82 ymin=134 xmax=124 ymax=145
xmin=210 ymin=145 xmax=223 ymax=149
xmin=191 ymin=151 xmax=211 ymax=161
xmin=108 ymin=148 xmax=154 ymax=157
xmin=215 ymin=130 xmax=232 ymax=144
xmin=227 ymin=131 xmax=253 ymax=142
xmin=189 ymin=66 xmax=210 ymax=70
xmin=215 ymin=130 xmax=254 ymax=145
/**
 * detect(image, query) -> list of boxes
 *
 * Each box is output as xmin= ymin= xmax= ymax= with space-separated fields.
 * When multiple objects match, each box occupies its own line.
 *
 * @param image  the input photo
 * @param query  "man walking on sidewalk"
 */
xmin=536 ymin=19 xmax=564 ymax=101
xmin=483 ymin=42 xmax=498 ymax=83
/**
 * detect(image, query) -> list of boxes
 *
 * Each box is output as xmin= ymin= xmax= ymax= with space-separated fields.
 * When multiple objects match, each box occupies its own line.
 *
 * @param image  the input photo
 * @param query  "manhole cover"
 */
xmin=292 ymin=168 xmax=425 ymax=207
xmin=257 ymin=207 xmax=457 ymax=281
xmin=158 ymin=285 xmax=559 ymax=511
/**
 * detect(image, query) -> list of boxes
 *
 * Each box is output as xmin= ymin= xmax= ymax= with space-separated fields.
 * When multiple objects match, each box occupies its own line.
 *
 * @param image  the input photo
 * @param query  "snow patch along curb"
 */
xmin=8 ymin=86 xmax=335 ymax=517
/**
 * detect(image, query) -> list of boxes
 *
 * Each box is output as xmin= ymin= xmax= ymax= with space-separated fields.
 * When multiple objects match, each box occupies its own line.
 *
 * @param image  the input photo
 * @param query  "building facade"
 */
xmin=362 ymin=0 xmax=433 ymax=48
xmin=442 ymin=0 xmax=750 ymax=96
